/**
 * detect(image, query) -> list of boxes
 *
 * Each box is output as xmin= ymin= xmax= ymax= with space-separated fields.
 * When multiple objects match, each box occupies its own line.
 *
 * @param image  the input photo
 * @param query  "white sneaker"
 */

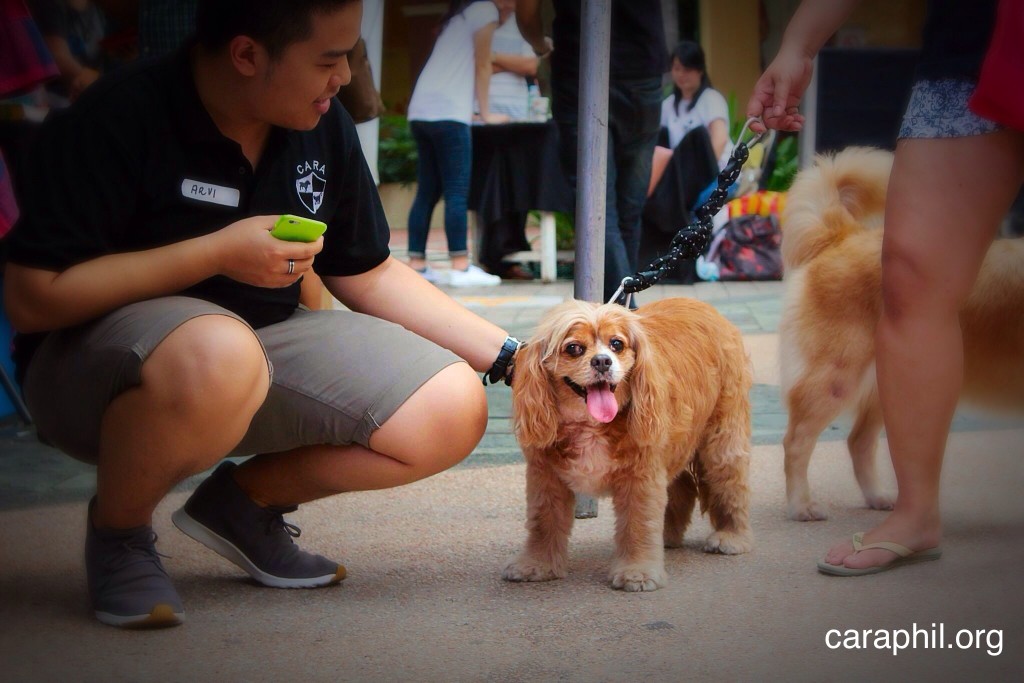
xmin=447 ymin=264 xmax=501 ymax=287
xmin=416 ymin=265 xmax=442 ymax=284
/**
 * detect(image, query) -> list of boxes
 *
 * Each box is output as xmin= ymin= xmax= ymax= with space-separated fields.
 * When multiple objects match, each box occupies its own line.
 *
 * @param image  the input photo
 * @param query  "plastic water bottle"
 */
xmin=528 ymin=83 xmax=541 ymax=121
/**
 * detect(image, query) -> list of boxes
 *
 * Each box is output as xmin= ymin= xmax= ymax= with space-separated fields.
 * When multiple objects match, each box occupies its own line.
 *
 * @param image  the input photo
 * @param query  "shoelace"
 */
xmin=104 ymin=530 xmax=171 ymax=571
xmin=264 ymin=505 xmax=302 ymax=541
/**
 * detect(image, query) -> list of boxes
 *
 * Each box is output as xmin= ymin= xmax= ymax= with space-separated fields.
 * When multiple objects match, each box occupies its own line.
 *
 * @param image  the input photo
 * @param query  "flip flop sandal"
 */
xmin=817 ymin=532 xmax=943 ymax=577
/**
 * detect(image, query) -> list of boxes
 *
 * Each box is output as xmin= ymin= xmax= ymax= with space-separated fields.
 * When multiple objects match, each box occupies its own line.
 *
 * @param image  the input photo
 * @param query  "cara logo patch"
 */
xmin=294 ymin=160 xmax=327 ymax=214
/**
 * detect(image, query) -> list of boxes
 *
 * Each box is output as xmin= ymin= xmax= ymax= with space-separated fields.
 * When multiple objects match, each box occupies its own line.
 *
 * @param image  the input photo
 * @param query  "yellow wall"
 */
xmin=380 ymin=1 xmax=413 ymax=112
xmin=841 ymin=0 xmax=926 ymax=47
xmin=699 ymin=0 xmax=762 ymax=123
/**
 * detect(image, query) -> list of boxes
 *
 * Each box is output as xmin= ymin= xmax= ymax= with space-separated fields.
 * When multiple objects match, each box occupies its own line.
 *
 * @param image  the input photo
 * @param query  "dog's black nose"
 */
xmin=591 ymin=354 xmax=612 ymax=374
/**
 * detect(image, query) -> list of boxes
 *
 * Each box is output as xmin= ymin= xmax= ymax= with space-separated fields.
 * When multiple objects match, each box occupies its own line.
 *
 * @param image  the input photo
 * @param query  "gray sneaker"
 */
xmin=171 ymin=461 xmax=346 ymax=588
xmin=85 ymin=498 xmax=185 ymax=628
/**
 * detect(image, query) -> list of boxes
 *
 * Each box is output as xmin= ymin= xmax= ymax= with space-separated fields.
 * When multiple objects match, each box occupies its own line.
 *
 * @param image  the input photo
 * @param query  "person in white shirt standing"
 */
xmin=482 ymin=0 xmax=538 ymax=120
xmin=406 ymin=0 xmax=509 ymax=287
xmin=473 ymin=0 xmax=543 ymax=280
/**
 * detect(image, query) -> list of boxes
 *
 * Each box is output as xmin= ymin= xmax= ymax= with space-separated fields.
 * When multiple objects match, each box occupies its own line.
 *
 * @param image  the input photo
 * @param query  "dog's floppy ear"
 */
xmin=626 ymin=317 xmax=670 ymax=448
xmin=511 ymin=339 xmax=560 ymax=449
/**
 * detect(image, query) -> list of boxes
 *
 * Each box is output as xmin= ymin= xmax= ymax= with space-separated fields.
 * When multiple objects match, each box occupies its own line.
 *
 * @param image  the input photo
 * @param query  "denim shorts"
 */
xmin=899 ymin=78 xmax=1001 ymax=139
xmin=23 ymin=296 xmax=462 ymax=463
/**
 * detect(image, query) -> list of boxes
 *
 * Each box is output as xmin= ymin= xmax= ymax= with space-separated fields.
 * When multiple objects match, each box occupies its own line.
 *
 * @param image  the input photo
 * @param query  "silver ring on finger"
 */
xmin=287 ymin=259 xmax=295 ymax=275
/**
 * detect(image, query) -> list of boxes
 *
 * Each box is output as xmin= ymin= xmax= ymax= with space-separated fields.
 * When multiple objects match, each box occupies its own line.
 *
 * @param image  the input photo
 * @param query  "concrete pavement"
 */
xmin=1 ymin=276 xmax=1022 ymax=681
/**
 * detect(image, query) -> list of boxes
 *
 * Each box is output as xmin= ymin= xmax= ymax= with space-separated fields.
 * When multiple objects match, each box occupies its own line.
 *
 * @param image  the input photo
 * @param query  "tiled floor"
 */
xmin=0 ymin=274 xmax=791 ymax=510
xmin=2 ymin=251 xmax=1017 ymax=511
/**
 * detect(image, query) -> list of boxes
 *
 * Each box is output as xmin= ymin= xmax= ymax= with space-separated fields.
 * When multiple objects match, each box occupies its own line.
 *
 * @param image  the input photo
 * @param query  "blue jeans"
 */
xmin=552 ymin=75 xmax=663 ymax=303
xmin=407 ymin=120 xmax=472 ymax=258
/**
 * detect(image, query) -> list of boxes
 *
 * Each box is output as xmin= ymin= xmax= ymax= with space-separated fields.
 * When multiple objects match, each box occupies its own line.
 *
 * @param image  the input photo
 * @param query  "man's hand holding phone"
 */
xmin=213 ymin=214 xmax=325 ymax=288
xmin=270 ymin=214 xmax=328 ymax=242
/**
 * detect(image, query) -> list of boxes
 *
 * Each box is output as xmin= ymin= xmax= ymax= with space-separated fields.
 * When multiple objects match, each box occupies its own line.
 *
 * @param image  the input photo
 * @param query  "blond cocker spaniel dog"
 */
xmin=503 ymin=298 xmax=753 ymax=591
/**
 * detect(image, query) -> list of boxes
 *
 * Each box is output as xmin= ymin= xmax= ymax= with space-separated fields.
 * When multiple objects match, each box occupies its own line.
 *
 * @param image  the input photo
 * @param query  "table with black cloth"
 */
xmin=468 ymin=120 xmax=573 ymax=282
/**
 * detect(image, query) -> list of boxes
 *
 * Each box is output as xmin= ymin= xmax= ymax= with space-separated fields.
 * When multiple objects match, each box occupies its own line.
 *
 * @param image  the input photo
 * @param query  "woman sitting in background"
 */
xmin=640 ymin=41 xmax=731 ymax=284
xmin=661 ymin=40 xmax=732 ymax=168
xmin=649 ymin=41 xmax=732 ymax=196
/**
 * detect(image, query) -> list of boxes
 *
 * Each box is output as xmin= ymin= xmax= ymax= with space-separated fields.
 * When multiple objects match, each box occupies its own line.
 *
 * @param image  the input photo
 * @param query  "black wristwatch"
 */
xmin=483 ymin=336 xmax=523 ymax=386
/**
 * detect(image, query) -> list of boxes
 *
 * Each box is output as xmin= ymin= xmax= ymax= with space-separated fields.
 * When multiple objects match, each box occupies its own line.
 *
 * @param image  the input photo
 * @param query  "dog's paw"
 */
xmin=502 ymin=556 xmax=565 ymax=583
xmin=787 ymin=501 xmax=829 ymax=521
xmin=864 ymin=492 xmax=895 ymax=511
xmin=609 ymin=564 xmax=667 ymax=592
xmin=704 ymin=530 xmax=753 ymax=555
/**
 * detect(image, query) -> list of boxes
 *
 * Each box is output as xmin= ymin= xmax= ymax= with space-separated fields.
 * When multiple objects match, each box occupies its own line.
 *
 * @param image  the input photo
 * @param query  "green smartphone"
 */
xmin=271 ymin=214 xmax=327 ymax=242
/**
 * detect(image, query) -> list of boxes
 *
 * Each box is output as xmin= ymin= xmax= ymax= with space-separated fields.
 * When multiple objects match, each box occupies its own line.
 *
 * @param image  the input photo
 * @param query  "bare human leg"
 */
xmin=823 ymin=129 xmax=1024 ymax=572
xmin=93 ymin=316 xmax=270 ymax=530
xmin=230 ymin=361 xmax=489 ymax=505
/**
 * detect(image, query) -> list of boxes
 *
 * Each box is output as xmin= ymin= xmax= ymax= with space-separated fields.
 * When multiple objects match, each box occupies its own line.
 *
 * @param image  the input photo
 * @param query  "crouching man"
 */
xmin=4 ymin=0 xmax=518 ymax=628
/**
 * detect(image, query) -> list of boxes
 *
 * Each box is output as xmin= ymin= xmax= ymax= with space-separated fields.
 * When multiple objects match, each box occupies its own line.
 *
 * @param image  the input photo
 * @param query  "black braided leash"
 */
xmin=484 ymin=121 xmax=767 ymax=386
xmin=609 ymin=119 xmax=767 ymax=305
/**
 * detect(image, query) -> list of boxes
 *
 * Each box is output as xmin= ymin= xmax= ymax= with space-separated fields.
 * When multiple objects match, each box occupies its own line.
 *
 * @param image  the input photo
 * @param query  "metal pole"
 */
xmin=572 ymin=0 xmax=611 ymax=520
xmin=574 ymin=0 xmax=611 ymax=305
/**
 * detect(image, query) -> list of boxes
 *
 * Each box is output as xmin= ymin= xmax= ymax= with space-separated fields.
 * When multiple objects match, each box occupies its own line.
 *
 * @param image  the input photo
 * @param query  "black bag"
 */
xmin=706 ymin=214 xmax=783 ymax=281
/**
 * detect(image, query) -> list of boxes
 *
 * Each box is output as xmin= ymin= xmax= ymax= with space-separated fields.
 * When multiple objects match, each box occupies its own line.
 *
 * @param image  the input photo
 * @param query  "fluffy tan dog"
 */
xmin=780 ymin=146 xmax=1024 ymax=521
xmin=503 ymin=298 xmax=753 ymax=591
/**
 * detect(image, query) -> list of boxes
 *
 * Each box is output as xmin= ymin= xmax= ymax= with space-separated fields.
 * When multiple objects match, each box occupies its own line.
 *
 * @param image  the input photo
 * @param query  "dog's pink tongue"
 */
xmin=586 ymin=385 xmax=618 ymax=423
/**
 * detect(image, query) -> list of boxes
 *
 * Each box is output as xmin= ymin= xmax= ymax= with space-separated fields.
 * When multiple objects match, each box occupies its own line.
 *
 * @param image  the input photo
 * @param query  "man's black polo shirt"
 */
xmin=7 ymin=48 xmax=391 ymax=380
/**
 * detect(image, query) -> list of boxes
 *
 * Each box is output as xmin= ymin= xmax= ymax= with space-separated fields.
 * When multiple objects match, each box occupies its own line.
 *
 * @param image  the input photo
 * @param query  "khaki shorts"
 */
xmin=23 ymin=296 xmax=463 ymax=463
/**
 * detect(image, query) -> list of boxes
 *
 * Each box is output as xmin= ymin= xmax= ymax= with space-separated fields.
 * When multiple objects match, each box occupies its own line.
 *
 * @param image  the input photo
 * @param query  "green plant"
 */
xmin=528 ymin=210 xmax=575 ymax=251
xmin=763 ymin=135 xmax=799 ymax=192
xmin=378 ymin=115 xmax=418 ymax=185
xmin=727 ymin=92 xmax=747 ymax=144
xmin=726 ymin=92 xmax=799 ymax=192
xmin=553 ymin=211 xmax=575 ymax=250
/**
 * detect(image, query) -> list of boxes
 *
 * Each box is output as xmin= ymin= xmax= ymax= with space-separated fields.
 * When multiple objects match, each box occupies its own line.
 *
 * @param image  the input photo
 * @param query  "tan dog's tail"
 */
xmin=780 ymin=147 xmax=893 ymax=269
